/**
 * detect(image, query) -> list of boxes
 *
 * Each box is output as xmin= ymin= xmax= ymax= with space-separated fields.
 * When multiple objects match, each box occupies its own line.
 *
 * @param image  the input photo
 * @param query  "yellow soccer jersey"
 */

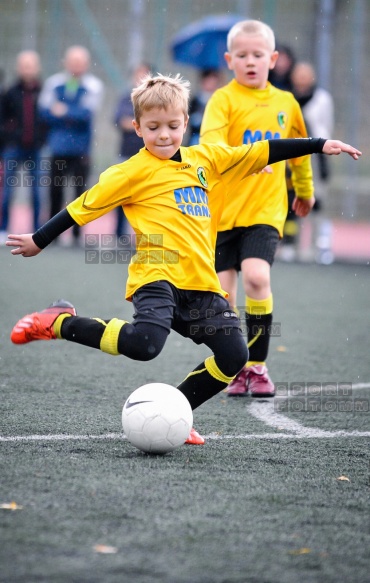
xmin=200 ymin=79 xmax=314 ymax=235
xmin=67 ymin=143 xmax=270 ymax=300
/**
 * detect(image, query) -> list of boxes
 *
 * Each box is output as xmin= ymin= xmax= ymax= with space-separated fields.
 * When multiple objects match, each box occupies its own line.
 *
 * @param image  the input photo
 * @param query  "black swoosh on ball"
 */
xmin=125 ymin=399 xmax=153 ymax=409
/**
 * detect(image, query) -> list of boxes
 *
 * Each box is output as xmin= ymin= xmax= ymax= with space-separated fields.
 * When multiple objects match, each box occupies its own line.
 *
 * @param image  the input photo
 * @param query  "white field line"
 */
xmin=352 ymin=382 xmax=370 ymax=389
xmin=247 ymin=400 xmax=370 ymax=438
xmin=1 ymin=384 xmax=369 ymax=444
xmin=247 ymin=384 xmax=370 ymax=438
xmin=1 ymin=429 xmax=370 ymax=443
xmin=0 ymin=433 xmax=122 ymax=443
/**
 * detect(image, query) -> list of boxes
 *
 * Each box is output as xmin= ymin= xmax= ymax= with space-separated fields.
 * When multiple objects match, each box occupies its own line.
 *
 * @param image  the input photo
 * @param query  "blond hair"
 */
xmin=227 ymin=19 xmax=276 ymax=52
xmin=131 ymin=73 xmax=190 ymax=122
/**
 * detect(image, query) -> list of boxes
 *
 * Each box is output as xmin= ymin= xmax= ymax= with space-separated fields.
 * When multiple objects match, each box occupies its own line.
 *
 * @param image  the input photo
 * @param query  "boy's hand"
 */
xmin=6 ymin=234 xmax=42 ymax=257
xmin=322 ymin=140 xmax=362 ymax=160
xmin=292 ymin=196 xmax=315 ymax=217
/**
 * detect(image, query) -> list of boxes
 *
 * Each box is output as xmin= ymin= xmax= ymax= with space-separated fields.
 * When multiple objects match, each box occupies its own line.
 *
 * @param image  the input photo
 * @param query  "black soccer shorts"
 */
xmin=215 ymin=224 xmax=280 ymax=272
xmin=132 ymin=280 xmax=241 ymax=344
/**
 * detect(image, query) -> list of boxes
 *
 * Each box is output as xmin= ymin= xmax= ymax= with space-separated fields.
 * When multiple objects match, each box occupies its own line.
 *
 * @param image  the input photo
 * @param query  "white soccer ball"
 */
xmin=122 ymin=383 xmax=193 ymax=454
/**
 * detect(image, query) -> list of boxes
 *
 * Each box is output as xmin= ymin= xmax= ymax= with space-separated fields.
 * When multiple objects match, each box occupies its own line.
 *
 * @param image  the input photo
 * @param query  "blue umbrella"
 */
xmin=170 ymin=14 xmax=242 ymax=70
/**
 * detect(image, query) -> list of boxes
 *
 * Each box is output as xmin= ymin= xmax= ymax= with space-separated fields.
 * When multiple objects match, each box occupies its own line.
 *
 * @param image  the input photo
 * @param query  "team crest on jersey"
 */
xmin=197 ymin=167 xmax=208 ymax=188
xmin=277 ymin=111 xmax=287 ymax=129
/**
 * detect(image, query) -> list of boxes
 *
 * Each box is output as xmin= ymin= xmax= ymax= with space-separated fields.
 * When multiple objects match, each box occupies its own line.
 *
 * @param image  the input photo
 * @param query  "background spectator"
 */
xmin=113 ymin=63 xmax=152 ymax=237
xmin=291 ymin=61 xmax=335 ymax=263
xmin=186 ymin=68 xmax=225 ymax=146
xmin=38 ymin=45 xmax=104 ymax=245
xmin=0 ymin=68 xmax=5 ymax=218
xmin=0 ymin=51 xmax=46 ymax=243
xmin=268 ymin=44 xmax=295 ymax=91
xmin=268 ymin=44 xmax=298 ymax=261
xmin=0 ymin=67 xmax=5 ymax=152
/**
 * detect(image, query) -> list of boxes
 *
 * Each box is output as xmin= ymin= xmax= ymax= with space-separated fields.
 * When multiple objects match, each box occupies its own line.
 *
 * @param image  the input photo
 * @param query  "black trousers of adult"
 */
xmin=50 ymin=155 xmax=90 ymax=239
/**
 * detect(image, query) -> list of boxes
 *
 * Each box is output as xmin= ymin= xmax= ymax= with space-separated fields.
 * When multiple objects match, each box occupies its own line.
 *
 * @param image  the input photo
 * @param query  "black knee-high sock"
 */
xmin=60 ymin=316 xmax=169 ymax=360
xmin=61 ymin=316 xmax=107 ymax=349
xmin=247 ymin=312 xmax=273 ymax=362
xmin=246 ymin=295 xmax=273 ymax=363
xmin=177 ymin=356 xmax=235 ymax=410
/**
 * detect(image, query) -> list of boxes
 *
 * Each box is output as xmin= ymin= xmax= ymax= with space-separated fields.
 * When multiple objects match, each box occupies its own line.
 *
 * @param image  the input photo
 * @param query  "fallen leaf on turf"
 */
xmin=276 ymin=345 xmax=287 ymax=352
xmin=336 ymin=475 xmax=350 ymax=482
xmin=289 ymin=547 xmax=311 ymax=555
xmin=0 ymin=501 xmax=23 ymax=510
xmin=93 ymin=544 xmax=118 ymax=554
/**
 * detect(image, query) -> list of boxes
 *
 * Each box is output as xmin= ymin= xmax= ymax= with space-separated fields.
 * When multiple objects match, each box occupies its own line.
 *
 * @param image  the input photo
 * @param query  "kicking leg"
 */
xmin=10 ymin=299 xmax=169 ymax=360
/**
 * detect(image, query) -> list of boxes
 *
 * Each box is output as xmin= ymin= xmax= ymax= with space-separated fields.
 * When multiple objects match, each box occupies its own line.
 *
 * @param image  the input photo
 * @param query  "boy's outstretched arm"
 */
xmin=6 ymin=234 xmax=41 ymax=257
xmin=6 ymin=209 xmax=76 ymax=257
xmin=266 ymin=138 xmax=361 ymax=218
xmin=267 ymin=138 xmax=362 ymax=165
xmin=321 ymin=140 xmax=361 ymax=158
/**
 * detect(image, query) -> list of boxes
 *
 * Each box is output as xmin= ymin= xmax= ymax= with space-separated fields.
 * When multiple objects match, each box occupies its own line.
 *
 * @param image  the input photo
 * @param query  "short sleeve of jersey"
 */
xmin=199 ymin=141 xmax=270 ymax=188
xmin=67 ymin=165 xmax=131 ymax=225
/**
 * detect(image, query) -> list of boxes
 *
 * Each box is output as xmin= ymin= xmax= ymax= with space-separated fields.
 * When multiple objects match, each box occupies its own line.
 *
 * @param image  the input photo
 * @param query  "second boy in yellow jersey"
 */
xmin=200 ymin=20 xmax=315 ymax=397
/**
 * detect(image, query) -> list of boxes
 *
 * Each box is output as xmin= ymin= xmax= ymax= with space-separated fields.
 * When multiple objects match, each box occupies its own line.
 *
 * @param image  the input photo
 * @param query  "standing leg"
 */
xmin=241 ymin=257 xmax=275 ymax=397
xmin=225 ymin=226 xmax=279 ymax=398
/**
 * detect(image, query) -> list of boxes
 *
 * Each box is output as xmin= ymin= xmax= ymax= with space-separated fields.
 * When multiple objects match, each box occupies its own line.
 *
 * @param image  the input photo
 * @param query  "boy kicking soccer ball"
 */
xmin=7 ymin=74 xmax=361 ymax=445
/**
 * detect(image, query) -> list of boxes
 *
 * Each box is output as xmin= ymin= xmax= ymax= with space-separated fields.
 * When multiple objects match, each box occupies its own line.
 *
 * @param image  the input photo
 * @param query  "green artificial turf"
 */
xmin=1 ymin=246 xmax=369 ymax=583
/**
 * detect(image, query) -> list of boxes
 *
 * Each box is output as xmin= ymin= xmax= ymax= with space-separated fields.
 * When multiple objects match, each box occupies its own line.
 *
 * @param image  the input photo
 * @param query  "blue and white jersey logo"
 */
xmin=174 ymin=186 xmax=210 ymax=217
xmin=243 ymin=129 xmax=281 ymax=144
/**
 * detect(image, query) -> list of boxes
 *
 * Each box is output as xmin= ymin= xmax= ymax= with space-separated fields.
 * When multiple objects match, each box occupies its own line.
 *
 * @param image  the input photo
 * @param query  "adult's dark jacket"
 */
xmin=0 ymin=80 xmax=47 ymax=149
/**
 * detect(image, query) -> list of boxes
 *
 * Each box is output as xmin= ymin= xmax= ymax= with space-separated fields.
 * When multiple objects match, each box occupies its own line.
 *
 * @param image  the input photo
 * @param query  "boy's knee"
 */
xmin=244 ymin=273 xmax=269 ymax=295
xmin=217 ymin=340 xmax=248 ymax=378
xmin=242 ymin=262 xmax=270 ymax=294
xmin=118 ymin=322 xmax=168 ymax=361
xmin=231 ymin=345 xmax=249 ymax=375
xmin=129 ymin=341 xmax=163 ymax=361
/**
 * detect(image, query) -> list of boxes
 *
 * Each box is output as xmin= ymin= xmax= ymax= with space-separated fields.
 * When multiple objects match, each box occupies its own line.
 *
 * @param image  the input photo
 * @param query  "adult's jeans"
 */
xmin=0 ymin=145 xmax=42 ymax=231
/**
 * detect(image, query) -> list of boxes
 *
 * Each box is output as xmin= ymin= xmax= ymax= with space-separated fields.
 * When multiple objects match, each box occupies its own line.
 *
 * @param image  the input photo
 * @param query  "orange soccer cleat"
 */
xmin=10 ymin=300 xmax=76 ymax=345
xmin=185 ymin=427 xmax=205 ymax=445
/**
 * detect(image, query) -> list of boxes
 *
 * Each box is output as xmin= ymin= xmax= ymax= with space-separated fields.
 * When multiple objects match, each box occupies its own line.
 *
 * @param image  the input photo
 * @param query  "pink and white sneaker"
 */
xmin=246 ymin=364 xmax=275 ymax=398
xmin=226 ymin=367 xmax=249 ymax=396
